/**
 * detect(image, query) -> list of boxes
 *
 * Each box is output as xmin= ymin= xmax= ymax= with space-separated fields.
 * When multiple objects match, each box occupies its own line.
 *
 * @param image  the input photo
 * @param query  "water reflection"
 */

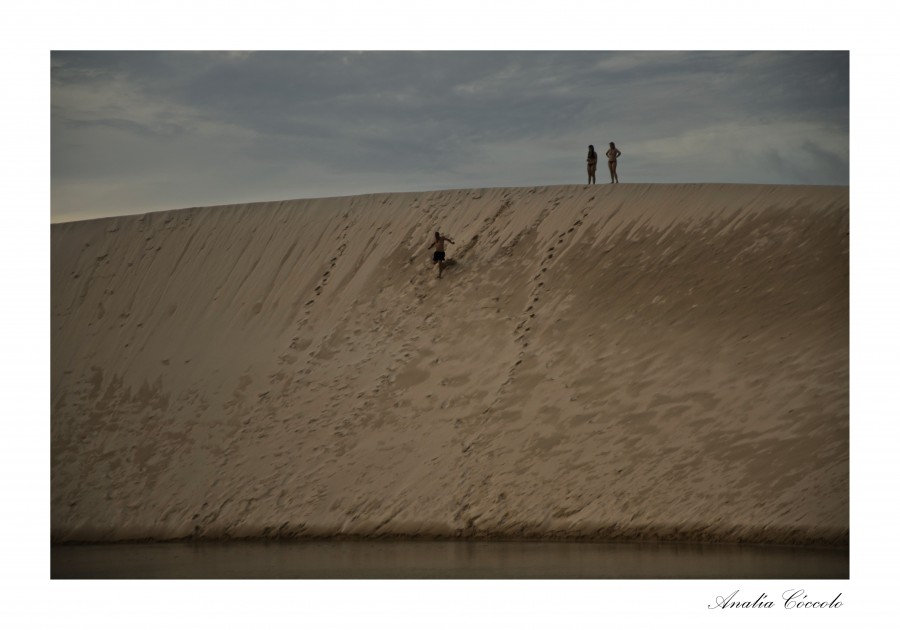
xmin=52 ymin=540 xmax=848 ymax=579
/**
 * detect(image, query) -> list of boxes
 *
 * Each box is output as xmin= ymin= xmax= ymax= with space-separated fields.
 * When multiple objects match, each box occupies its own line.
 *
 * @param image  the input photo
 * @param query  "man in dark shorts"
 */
xmin=429 ymin=231 xmax=455 ymax=278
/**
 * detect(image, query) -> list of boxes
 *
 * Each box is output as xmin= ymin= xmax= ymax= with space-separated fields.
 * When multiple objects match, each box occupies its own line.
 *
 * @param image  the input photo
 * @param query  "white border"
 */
xmin=4 ymin=1 xmax=896 ymax=628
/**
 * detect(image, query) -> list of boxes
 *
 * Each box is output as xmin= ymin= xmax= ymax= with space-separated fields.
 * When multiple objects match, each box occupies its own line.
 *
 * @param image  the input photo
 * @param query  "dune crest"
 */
xmin=51 ymin=183 xmax=848 ymax=544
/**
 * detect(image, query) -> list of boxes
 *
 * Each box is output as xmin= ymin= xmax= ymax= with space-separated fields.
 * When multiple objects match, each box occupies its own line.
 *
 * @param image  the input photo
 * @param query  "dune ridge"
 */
xmin=51 ymin=183 xmax=848 ymax=545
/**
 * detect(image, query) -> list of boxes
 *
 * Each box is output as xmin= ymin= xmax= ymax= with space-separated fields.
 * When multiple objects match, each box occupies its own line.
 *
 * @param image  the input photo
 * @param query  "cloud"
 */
xmin=51 ymin=51 xmax=848 ymax=221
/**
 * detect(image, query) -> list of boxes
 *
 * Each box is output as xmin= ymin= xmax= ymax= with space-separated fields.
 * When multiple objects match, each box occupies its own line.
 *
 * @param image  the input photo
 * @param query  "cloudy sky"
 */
xmin=50 ymin=51 xmax=848 ymax=222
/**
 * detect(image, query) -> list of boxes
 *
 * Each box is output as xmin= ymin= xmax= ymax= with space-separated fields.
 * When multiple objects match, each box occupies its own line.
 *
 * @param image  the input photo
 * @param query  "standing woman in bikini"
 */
xmin=586 ymin=144 xmax=598 ymax=184
xmin=606 ymin=141 xmax=621 ymax=183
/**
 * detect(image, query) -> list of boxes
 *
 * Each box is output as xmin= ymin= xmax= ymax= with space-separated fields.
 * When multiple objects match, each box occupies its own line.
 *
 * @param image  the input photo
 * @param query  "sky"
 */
xmin=50 ymin=50 xmax=849 ymax=222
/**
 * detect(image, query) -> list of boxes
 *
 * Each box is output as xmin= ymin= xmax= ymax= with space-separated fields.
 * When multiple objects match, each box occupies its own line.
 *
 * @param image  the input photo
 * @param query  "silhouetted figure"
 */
xmin=606 ymin=142 xmax=621 ymax=183
xmin=587 ymin=144 xmax=598 ymax=184
xmin=429 ymin=231 xmax=455 ymax=278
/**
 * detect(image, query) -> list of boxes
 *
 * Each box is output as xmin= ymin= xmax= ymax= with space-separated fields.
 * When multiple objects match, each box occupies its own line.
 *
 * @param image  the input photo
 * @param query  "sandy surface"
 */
xmin=51 ymin=183 xmax=848 ymax=545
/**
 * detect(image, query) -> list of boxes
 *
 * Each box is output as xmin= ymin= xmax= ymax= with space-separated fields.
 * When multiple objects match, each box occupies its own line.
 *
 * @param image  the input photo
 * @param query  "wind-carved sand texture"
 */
xmin=51 ymin=184 xmax=848 ymax=545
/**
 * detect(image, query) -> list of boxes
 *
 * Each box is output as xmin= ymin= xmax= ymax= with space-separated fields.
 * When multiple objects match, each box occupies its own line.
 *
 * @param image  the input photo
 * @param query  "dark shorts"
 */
xmin=433 ymin=251 xmax=446 ymax=262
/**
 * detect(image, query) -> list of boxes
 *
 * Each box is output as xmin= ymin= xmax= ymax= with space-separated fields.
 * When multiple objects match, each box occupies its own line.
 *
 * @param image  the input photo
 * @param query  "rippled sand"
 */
xmin=51 ymin=183 xmax=848 ymax=545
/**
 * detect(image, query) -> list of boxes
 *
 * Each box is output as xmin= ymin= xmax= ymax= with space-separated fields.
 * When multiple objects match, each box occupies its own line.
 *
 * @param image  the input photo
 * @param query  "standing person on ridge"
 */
xmin=586 ymin=144 xmax=598 ymax=184
xmin=606 ymin=141 xmax=622 ymax=183
xmin=429 ymin=231 xmax=455 ymax=279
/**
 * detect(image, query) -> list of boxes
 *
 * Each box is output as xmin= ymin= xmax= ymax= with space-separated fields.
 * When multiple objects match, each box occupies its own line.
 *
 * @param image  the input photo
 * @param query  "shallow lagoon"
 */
xmin=52 ymin=539 xmax=848 ymax=579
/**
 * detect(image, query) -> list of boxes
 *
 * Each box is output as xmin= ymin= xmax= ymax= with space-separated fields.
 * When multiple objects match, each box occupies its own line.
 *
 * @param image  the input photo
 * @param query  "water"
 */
xmin=51 ymin=540 xmax=848 ymax=579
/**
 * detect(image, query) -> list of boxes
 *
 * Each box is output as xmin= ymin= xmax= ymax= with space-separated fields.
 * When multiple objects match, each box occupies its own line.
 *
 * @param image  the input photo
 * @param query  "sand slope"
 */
xmin=51 ymin=184 xmax=848 ymax=544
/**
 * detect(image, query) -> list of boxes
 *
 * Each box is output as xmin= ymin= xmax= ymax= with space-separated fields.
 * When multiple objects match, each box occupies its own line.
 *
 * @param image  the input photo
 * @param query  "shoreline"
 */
xmin=52 ymin=527 xmax=849 ymax=549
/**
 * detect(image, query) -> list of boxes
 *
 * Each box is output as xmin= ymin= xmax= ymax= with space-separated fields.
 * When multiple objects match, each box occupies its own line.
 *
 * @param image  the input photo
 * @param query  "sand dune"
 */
xmin=51 ymin=183 xmax=848 ymax=545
